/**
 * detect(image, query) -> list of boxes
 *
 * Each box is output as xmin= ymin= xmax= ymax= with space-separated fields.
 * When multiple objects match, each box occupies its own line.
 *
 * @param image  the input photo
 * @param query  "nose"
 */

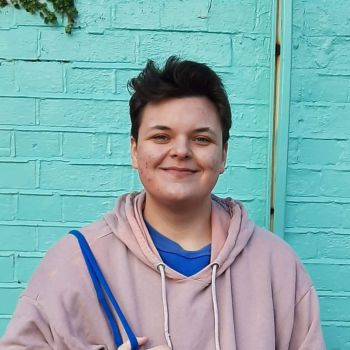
xmin=169 ymin=137 xmax=192 ymax=159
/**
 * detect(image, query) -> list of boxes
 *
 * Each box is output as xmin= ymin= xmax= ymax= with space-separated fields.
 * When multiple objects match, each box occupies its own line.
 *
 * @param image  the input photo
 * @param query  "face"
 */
xmin=131 ymin=97 xmax=227 ymax=208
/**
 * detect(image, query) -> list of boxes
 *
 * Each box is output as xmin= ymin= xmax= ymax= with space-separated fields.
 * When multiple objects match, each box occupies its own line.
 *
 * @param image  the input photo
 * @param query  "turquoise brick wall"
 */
xmin=0 ymin=0 xmax=275 ymax=335
xmin=285 ymin=0 xmax=350 ymax=348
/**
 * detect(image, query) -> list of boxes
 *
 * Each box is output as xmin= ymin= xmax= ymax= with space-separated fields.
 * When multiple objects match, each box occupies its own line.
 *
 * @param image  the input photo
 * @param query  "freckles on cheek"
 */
xmin=139 ymin=167 xmax=152 ymax=184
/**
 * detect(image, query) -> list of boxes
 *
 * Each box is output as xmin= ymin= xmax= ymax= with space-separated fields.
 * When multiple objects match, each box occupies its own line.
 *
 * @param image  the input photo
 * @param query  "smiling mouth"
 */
xmin=161 ymin=167 xmax=198 ymax=174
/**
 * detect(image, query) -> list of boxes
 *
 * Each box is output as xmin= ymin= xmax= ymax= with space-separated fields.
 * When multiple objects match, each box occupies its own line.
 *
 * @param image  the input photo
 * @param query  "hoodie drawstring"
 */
xmin=211 ymin=263 xmax=221 ymax=350
xmin=156 ymin=263 xmax=221 ymax=350
xmin=157 ymin=263 xmax=173 ymax=349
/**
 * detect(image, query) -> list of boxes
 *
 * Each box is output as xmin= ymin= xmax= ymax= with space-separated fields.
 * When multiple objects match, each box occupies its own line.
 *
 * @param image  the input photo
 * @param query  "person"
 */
xmin=0 ymin=57 xmax=325 ymax=350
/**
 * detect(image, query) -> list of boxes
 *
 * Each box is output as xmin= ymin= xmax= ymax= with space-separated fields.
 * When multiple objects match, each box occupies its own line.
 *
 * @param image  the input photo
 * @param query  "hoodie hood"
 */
xmin=104 ymin=191 xmax=255 ymax=284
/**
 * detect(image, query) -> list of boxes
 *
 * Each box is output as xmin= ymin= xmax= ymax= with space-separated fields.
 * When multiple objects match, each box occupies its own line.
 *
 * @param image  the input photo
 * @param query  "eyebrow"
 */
xmin=149 ymin=125 xmax=216 ymax=135
xmin=149 ymin=125 xmax=171 ymax=131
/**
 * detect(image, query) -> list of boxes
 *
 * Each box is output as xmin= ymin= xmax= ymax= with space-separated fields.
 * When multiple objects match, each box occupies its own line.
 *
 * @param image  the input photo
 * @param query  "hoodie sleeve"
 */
xmin=288 ymin=286 xmax=326 ymax=350
xmin=269 ymin=233 xmax=326 ymax=350
xmin=0 ymin=295 xmax=55 ymax=350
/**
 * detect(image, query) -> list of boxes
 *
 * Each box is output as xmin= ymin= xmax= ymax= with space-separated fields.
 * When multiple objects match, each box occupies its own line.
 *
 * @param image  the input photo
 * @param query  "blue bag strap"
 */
xmin=69 ymin=230 xmax=139 ymax=350
xmin=69 ymin=230 xmax=123 ymax=348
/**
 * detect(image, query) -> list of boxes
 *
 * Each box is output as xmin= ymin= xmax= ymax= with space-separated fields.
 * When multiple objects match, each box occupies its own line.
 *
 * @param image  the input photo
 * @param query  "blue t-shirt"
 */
xmin=145 ymin=221 xmax=211 ymax=277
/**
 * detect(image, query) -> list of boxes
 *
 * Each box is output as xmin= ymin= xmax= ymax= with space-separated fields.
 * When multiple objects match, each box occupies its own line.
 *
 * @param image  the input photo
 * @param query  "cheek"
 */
xmin=138 ymin=160 xmax=155 ymax=184
xmin=199 ymin=153 xmax=224 ymax=171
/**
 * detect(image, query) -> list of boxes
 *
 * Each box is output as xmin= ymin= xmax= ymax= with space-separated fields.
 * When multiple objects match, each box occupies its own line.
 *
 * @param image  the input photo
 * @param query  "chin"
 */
xmin=158 ymin=190 xmax=209 ymax=206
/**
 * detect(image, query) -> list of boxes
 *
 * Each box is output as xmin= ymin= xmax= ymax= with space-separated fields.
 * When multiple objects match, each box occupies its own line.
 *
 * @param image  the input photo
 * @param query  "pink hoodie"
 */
xmin=0 ymin=192 xmax=325 ymax=349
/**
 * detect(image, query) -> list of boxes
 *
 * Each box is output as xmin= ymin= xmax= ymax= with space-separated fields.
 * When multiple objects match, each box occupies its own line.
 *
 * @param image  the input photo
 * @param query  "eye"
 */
xmin=194 ymin=136 xmax=211 ymax=144
xmin=151 ymin=134 xmax=170 ymax=142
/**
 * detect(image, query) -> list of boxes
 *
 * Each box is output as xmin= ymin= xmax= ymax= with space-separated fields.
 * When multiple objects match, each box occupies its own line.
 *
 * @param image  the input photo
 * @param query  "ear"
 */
xmin=219 ymin=142 xmax=228 ymax=174
xmin=130 ymin=136 xmax=139 ymax=169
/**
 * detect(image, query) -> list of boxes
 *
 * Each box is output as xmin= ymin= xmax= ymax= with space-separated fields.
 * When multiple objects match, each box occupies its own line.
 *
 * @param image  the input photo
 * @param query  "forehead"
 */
xmin=140 ymin=97 xmax=221 ymax=129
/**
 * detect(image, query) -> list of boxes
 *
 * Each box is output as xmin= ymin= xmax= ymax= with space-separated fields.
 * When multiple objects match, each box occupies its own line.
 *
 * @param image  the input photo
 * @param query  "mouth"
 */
xmin=160 ymin=167 xmax=198 ymax=175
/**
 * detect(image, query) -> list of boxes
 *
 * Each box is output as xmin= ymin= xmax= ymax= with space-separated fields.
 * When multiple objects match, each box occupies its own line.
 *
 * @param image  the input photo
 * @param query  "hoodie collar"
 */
xmin=104 ymin=191 xmax=255 ymax=284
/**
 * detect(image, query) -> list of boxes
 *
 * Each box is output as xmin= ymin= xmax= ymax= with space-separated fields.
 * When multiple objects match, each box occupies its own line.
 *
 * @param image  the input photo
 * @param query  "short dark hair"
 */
xmin=128 ymin=56 xmax=232 ymax=145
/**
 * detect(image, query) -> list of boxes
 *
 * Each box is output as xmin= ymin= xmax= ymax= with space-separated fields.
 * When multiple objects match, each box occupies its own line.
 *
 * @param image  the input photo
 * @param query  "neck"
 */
xmin=143 ymin=195 xmax=212 ymax=251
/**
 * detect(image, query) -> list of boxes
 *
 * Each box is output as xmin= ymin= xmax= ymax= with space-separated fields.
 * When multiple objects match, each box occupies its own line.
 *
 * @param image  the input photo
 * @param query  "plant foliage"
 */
xmin=0 ymin=0 xmax=78 ymax=34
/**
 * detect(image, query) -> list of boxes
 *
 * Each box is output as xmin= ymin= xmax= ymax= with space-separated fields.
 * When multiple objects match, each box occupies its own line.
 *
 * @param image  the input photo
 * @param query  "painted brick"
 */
xmin=62 ymin=132 xmax=107 ymax=159
xmin=295 ymin=0 xmax=350 ymax=36
xmin=15 ymin=131 xmax=60 ymax=157
xmin=287 ymin=169 xmax=322 ymax=196
xmin=40 ymin=30 xmax=136 ymax=63
xmin=139 ymin=32 xmax=232 ymax=67
xmin=115 ymin=69 xmax=140 ymax=99
xmin=320 ymin=296 xmax=350 ymax=322
xmin=305 ymin=262 xmax=350 ymax=292
xmin=322 ymin=324 xmax=350 ymax=350
xmin=159 ymin=1 xmax=208 ymax=31
xmin=321 ymin=170 xmax=350 ymax=197
xmin=0 ymin=28 xmax=37 ymax=59
xmin=221 ymin=68 xmax=270 ymax=102
xmin=240 ymin=198 xmax=267 ymax=227
xmin=0 ymin=161 xmax=36 ymax=189
xmin=0 ymin=61 xmax=15 ymax=94
xmin=0 ymin=287 xmax=23 ymax=314
xmin=318 ymin=233 xmax=350 ymax=260
xmin=289 ymin=103 xmax=350 ymax=138
xmin=293 ymin=36 xmax=350 ymax=71
xmin=39 ymin=99 xmax=129 ymax=130
xmin=287 ymin=138 xmax=299 ymax=165
xmin=232 ymin=35 xmax=271 ymax=67
xmin=40 ymin=161 xmax=141 ymax=191
xmin=207 ymin=0 xmax=257 ymax=33
xmin=290 ymin=75 xmax=303 ymax=102
xmin=287 ymin=232 xmax=350 ymax=260
xmin=0 ymin=130 xmax=11 ymax=156
xmin=231 ymin=104 xmax=269 ymax=132
xmin=340 ymin=141 xmax=350 ymax=163
xmin=62 ymin=195 xmax=114 ymax=222
xmin=15 ymin=255 xmax=42 ymax=283
xmin=17 ymin=194 xmax=62 ymax=221
xmin=75 ymin=4 xmax=111 ymax=34
xmin=0 ymin=225 xmax=37 ymax=251
xmin=0 ymin=6 xmax=14 ymax=29
xmin=342 ymin=207 xmax=350 ymax=228
xmin=0 ymin=255 xmax=14 ymax=282
xmin=297 ymin=139 xmax=343 ymax=166
xmin=229 ymin=136 xmax=268 ymax=166
xmin=0 ymin=97 xmax=36 ymax=125
xmin=295 ymin=138 xmax=350 ymax=167
xmin=0 ymin=194 xmax=16 ymax=221
xmin=116 ymin=0 xmax=272 ymax=35
xmin=66 ymin=67 xmax=115 ymax=95
xmin=108 ymin=133 xmax=131 ymax=162
xmin=291 ymin=3 xmax=304 ymax=39
xmin=15 ymin=61 xmax=63 ymax=94
xmin=214 ymin=166 xmax=267 ymax=197
xmin=112 ymin=1 xmax=161 ymax=29
xmin=292 ymin=70 xmax=350 ymax=103
xmin=285 ymin=232 xmax=318 ymax=259
xmin=37 ymin=225 xmax=70 ymax=251
xmin=253 ymin=0 xmax=272 ymax=34
xmin=250 ymin=137 xmax=269 ymax=165
xmin=286 ymin=202 xmax=345 ymax=228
